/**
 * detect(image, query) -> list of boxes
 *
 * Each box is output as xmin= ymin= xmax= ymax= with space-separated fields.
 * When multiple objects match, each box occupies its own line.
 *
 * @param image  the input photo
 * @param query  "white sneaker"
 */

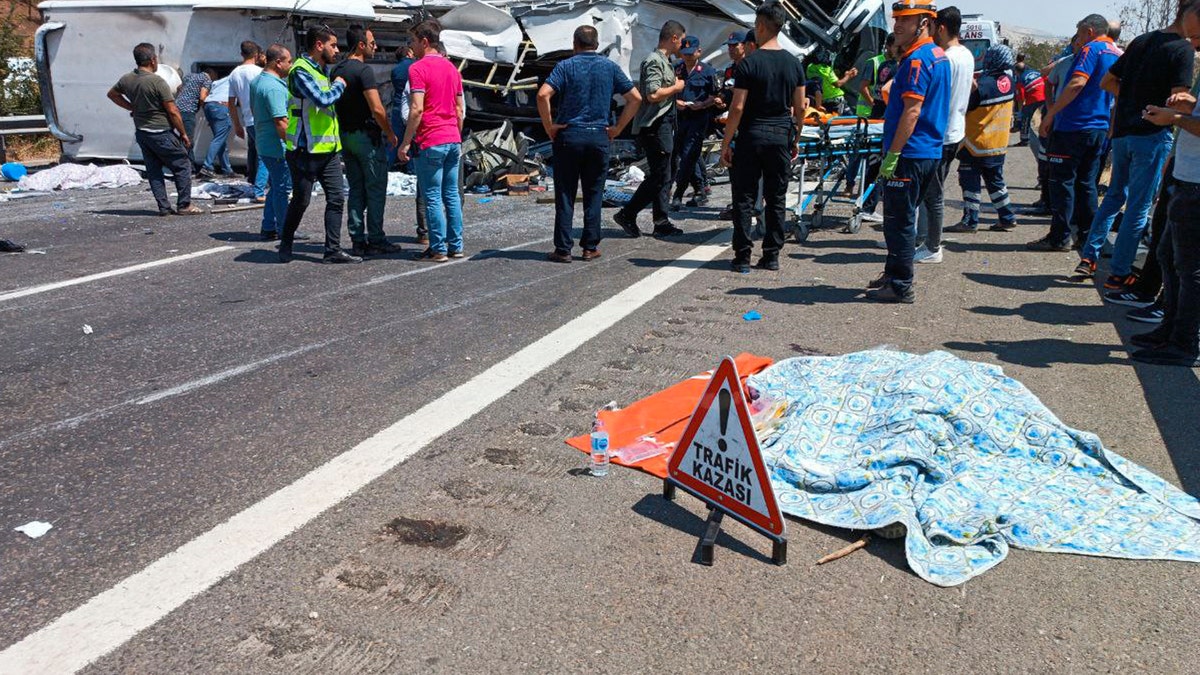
xmin=874 ymin=239 xmax=888 ymax=249
xmin=914 ymin=246 xmax=943 ymax=264
xmin=861 ymin=211 xmax=883 ymax=223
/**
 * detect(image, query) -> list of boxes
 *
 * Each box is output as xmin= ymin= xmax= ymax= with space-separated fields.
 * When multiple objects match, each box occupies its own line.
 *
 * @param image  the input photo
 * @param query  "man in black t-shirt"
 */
xmin=720 ymin=1 xmax=806 ymax=272
xmin=1074 ymin=7 xmax=1195 ymax=293
xmin=332 ymin=25 xmax=401 ymax=257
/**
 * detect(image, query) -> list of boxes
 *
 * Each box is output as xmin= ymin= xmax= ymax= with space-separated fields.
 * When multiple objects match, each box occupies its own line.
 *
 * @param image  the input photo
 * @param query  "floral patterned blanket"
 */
xmin=748 ymin=350 xmax=1200 ymax=586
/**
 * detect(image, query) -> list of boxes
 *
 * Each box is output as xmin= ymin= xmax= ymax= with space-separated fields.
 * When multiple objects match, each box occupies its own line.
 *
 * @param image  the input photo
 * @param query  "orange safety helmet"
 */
xmin=891 ymin=0 xmax=936 ymax=17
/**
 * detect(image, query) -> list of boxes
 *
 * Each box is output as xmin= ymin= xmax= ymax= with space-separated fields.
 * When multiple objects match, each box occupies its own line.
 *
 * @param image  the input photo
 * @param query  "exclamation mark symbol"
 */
xmin=717 ymin=387 xmax=731 ymax=453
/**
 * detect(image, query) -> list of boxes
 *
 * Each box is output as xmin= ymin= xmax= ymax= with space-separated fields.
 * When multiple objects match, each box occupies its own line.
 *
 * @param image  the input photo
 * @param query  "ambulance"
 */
xmin=961 ymin=14 xmax=1003 ymax=71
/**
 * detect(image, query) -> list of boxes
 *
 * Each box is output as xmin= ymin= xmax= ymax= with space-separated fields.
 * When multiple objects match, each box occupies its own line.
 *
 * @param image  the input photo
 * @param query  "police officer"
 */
xmin=279 ymin=25 xmax=360 ymax=264
xmin=670 ymin=36 xmax=721 ymax=210
xmin=867 ymin=0 xmax=951 ymax=303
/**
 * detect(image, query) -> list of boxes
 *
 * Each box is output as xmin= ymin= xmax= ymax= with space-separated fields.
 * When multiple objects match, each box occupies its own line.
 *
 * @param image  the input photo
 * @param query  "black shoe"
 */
xmin=368 ymin=241 xmax=405 ymax=255
xmin=259 ymin=231 xmax=279 ymax=241
xmin=1131 ymin=345 xmax=1200 ymax=367
xmin=944 ymin=221 xmax=978 ymax=234
xmin=1026 ymin=236 xmax=1071 ymax=252
xmin=731 ymin=258 xmax=751 ymax=273
xmin=669 ymin=198 xmax=683 ymax=212
xmin=158 ymin=208 xmax=176 ymax=217
xmin=1131 ymin=330 xmax=1170 ymax=349
xmin=1072 ymin=259 xmax=1096 ymax=280
xmin=653 ymin=222 xmax=684 ymax=237
xmin=614 ymin=211 xmax=641 ymax=238
xmin=197 ymin=167 xmax=217 ymax=180
xmin=0 ymin=239 xmax=26 ymax=253
xmin=1104 ymin=289 xmax=1156 ymax=308
xmin=755 ymin=256 xmax=779 ymax=271
xmin=351 ymin=242 xmax=371 ymax=257
xmin=277 ymin=247 xmax=293 ymax=263
xmin=547 ymin=250 xmax=572 ymax=263
xmin=686 ymin=194 xmax=709 ymax=207
xmin=1021 ymin=201 xmax=1051 ymax=216
xmin=322 ymin=250 xmax=363 ymax=264
xmin=1127 ymin=301 xmax=1165 ymax=324
xmin=867 ymin=272 xmax=892 ymax=291
xmin=866 ymin=284 xmax=915 ymax=304
xmin=447 ymin=249 xmax=465 ymax=259
xmin=989 ymin=221 xmax=1017 ymax=232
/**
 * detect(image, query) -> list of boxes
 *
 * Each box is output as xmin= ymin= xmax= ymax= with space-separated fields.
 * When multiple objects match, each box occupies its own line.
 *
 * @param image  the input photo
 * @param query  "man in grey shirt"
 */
xmin=614 ymin=20 xmax=687 ymax=238
xmin=107 ymin=42 xmax=201 ymax=216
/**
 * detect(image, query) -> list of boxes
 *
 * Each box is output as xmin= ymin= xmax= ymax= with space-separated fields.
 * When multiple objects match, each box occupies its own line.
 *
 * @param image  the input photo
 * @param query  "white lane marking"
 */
xmin=0 ymin=232 xmax=730 ymax=673
xmin=0 ymin=247 xmax=236 ymax=303
xmin=134 ymin=344 xmax=324 ymax=405
xmin=0 ymin=238 xmax=568 ymax=449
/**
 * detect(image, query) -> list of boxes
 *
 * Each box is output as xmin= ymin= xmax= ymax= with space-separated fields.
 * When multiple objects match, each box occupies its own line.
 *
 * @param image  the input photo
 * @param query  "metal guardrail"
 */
xmin=0 ymin=114 xmax=52 ymax=163
xmin=0 ymin=114 xmax=50 ymax=136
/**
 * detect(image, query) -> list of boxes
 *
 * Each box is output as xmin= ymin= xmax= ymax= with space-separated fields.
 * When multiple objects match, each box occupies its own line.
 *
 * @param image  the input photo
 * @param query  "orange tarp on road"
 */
xmin=565 ymin=354 xmax=774 ymax=478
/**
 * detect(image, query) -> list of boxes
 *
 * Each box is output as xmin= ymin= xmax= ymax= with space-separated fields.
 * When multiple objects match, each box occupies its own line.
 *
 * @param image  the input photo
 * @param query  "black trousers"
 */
xmin=622 ymin=119 xmax=674 ymax=226
xmin=283 ymin=149 xmax=345 ymax=255
xmin=552 ymin=127 xmax=610 ymax=253
xmin=1046 ymin=129 xmax=1106 ymax=246
xmin=135 ymin=129 xmax=192 ymax=212
xmin=672 ymin=115 xmax=708 ymax=200
xmin=882 ymin=157 xmax=940 ymax=294
xmin=1157 ymin=181 xmax=1200 ymax=354
xmin=731 ymin=134 xmax=790 ymax=261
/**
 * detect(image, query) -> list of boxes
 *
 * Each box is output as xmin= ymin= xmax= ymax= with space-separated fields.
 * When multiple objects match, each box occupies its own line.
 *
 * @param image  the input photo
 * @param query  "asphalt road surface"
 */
xmin=2 ymin=141 xmax=1198 ymax=674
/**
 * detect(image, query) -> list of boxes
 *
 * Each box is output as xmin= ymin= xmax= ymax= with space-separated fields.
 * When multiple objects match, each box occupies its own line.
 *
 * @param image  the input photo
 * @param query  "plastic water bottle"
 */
xmin=589 ymin=417 xmax=610 ymax=477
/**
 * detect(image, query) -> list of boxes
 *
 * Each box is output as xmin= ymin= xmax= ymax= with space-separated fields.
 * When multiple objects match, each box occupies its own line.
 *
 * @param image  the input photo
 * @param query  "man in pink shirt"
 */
xmin=397 ymin=20 xmax=465 ymax=263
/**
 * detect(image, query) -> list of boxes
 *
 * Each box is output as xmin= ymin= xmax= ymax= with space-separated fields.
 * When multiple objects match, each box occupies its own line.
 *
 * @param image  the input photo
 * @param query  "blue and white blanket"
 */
xmin=747 ymin=350 xmax=1200 ymax=586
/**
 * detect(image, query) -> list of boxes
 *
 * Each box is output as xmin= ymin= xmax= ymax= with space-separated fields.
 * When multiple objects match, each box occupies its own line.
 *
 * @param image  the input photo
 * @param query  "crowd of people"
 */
xmin=101 ymin=0 xmax=1200 ymax=367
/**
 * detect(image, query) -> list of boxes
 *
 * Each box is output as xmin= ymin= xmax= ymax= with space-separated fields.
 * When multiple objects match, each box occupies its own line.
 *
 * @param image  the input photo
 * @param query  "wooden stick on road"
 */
xmin=816 ymin=534 xmax=870 ymax=565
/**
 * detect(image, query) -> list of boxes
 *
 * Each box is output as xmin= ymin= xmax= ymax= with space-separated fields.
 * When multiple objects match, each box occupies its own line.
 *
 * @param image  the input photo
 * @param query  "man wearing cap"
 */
xmin=670 ymin=36 xmax=721 ymax=210
xmin=867 ymin=0 xmax=951 ymax=303
xmin=614 ymin=21 xmax=687 ymax=238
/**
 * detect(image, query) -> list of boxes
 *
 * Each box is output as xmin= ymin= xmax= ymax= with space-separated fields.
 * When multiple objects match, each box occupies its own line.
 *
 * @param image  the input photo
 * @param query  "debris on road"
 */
xmin=190 ymin=181 xmax=255 ymax=201
xmin=81 ymin=324 xmax=93 ymax=334
xmin=0 ymin=239 xmax=27 ymax=253
xmin=14 ymin=521 xmax=53 ymax=539
xmin=817 ymin=535 xmax=870 ymax=565
xmin=743 ymin=311 xmax=763 ymax=322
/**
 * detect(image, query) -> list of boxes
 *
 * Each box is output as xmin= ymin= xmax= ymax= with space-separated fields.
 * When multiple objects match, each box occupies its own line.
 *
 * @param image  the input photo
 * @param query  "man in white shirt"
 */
xmin=227 ymin=40 xmax=267 ymax=200
xmin=914 ymin=5 xmax=974 ymax=264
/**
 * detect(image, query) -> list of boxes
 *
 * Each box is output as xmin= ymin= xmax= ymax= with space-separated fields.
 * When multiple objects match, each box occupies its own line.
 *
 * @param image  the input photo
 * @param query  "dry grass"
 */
xmin=2 ymin=133 xmax=60 ymax=163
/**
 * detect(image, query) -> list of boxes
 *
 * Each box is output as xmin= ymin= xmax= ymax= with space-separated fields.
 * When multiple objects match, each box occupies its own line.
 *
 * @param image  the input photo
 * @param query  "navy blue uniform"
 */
xmin=672 ymin=61 xmax=720 ymax=201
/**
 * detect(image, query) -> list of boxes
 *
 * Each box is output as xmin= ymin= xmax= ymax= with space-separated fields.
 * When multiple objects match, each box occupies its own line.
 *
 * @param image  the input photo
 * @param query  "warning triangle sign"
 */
xmin=666 ymin=356 xmax=784 ymax=537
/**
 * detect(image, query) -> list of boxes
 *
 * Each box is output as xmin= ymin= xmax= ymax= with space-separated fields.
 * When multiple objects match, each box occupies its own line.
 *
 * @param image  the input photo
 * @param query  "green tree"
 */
xmin=1017 ymin=38 xmax=1062 ymax=72
xmin=0 ymin=7 xmax=40 ymax=116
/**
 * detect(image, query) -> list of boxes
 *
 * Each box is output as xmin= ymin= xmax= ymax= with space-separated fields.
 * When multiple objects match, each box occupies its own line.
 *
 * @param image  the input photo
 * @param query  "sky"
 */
xmin=949 ymin=0 xmax=1118 ymax=38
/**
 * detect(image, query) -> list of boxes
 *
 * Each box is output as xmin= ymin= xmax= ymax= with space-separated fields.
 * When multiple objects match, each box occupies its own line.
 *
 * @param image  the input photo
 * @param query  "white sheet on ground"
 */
xmin=18 ymin=164 xmax=142 ymax=191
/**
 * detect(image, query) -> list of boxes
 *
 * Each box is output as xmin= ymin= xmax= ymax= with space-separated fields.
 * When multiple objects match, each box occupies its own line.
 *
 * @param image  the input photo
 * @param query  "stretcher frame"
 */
xmin=790 ymin=116 xmax=884 ymax=243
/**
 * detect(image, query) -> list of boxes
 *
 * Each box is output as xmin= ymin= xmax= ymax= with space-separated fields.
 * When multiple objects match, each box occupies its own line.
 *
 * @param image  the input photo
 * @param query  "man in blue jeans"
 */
xmin=538 ymin=25 xmax=642 ymax=262
xmin=250 ymin=44 xmax=296 ymax=240
xmin=867 ymin=0 xmax=950 ymax=304
xmin=397 ymin=20 xmax=466 ymax=263
xmin=201 ymin=74 xmax=234 ymax=177
xmin=1030 ymin=14 xmax=1120 ymax=252
xmin=1072 ymin=9 xmax=1194 ymax=289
